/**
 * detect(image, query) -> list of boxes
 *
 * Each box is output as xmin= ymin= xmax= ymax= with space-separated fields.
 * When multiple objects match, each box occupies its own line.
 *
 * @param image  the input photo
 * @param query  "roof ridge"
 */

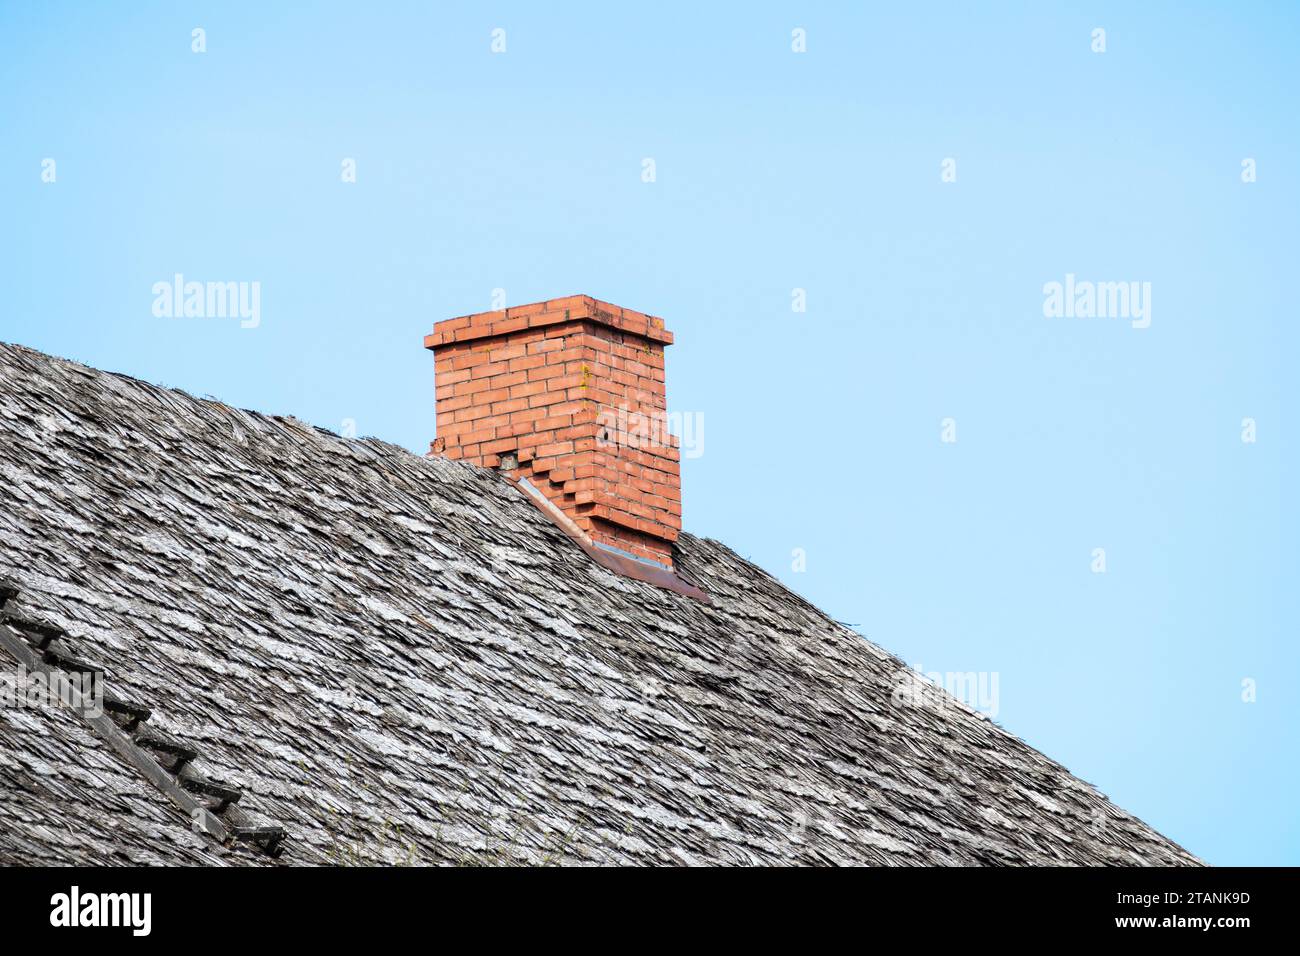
xmin=0 ymin=340 xmax=431 ymax=465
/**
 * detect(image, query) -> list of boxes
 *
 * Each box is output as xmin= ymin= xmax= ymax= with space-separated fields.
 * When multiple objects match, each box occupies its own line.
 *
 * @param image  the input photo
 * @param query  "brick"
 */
xmin=528 ymin=391 xmax=566 ymax=408
xmin=490 ymin=397 xmax=529 ymax=415
xmin=528 ymin=338 xmax=566 ymax=354
xmin=488 ymin=371 xmax=528 ymax=389
xmin=527 ymin=364 xmax=568 ymax=383
xmin=536 ymin=440 xmax=574 ymax=458
xmin=509 ymin=381 xmax=547 ymax=400
xmin=508 ymin=354 xmax=547 ymax=373
xmin=510 ymin=407 xmax=547 ymax=425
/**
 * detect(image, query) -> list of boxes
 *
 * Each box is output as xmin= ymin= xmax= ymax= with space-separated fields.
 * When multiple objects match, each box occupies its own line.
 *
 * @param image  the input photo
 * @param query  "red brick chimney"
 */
xmin=424 ymin=295 xmax=682 ymax=569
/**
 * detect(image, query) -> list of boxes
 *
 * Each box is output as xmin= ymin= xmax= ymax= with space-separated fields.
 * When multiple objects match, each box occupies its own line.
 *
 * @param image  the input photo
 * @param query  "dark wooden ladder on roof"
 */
xmin=0 ymin=582 xmax=286 ymax=859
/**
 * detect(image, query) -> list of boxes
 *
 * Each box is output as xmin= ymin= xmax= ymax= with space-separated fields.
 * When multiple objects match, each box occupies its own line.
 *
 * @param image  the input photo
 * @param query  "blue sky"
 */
xmin=1 ymin=2 xmax=1295 ymax=865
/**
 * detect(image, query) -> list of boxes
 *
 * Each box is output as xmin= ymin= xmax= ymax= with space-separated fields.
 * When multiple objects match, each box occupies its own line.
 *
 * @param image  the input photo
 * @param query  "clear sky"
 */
xmin=1 ymin=2 xmax=1295 ymax=866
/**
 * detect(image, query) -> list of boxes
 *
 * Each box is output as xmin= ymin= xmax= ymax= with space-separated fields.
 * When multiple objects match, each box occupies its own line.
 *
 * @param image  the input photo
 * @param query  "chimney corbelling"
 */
xmin=426 ymin=294 xmax=684 ymax=570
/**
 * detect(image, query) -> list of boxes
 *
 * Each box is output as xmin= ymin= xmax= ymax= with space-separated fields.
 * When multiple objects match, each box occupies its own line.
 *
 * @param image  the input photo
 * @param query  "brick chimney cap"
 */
xmin=424 ymin=294 xmax=673 ymax=350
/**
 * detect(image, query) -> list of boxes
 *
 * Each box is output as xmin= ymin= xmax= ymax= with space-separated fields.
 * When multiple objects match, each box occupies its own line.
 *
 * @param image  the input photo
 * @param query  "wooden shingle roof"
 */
xmin=0 ymin=342 xmax=1200 ymax=865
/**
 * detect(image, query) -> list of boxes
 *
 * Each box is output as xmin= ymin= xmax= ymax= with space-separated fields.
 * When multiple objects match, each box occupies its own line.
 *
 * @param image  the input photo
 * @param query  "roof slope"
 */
xmin=0 ymin=342 xmax=1200 ymax=866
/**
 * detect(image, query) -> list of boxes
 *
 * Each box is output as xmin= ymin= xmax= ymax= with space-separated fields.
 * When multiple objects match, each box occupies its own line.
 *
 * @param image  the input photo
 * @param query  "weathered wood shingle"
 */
xmin=0 ymin=342 xmax=1200 ymax=866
